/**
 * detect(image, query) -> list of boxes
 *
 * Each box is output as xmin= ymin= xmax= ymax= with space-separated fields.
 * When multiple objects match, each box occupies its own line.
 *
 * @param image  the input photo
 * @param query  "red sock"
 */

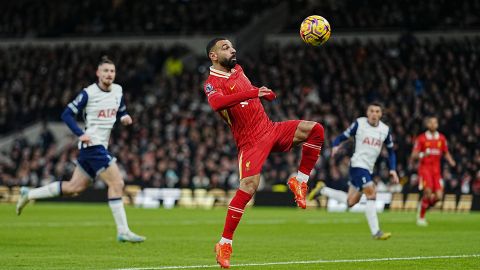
xmin=420 ymin=197 xmax=429 ymax=219
xmin=299 ymin=123 xmax=324 ymax=176
xmin=222 ymin=189 xmax=252 ymax=240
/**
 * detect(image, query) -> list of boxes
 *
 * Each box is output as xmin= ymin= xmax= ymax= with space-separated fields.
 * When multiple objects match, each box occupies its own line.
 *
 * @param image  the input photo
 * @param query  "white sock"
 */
xmin=320 ymin=187 xmax=347 ymax=203
xmin=108 ymin=198 xmax=130 ymax=234
xmin=219 ymin=237 xmax=232 ymax=245
xmin=365 ymin=199 xmax=380 ymax=235
xmin=28 ymin=181 xmax=62 ymax=200
xmin=296 ymin=171 xmax=309 ymax=183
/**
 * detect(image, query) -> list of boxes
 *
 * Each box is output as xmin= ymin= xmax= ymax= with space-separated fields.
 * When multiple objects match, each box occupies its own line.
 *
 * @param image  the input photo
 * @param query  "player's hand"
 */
xmin=79 ymin=134 xmax=92 ymax=146
xmin=258 ymin=86 xmax=274 ymax=98
xmin=121 ymin=115 xmax=133 ymax=126
xmin=331 ymin=146 xmax=341 ymax=158
xmin=259 ymin=86 xmax=276 ymax=101
xmin=389 ymin=170 xmax=399 ymax=184
xmin=449 ymin=160 xmax=456 ymax=167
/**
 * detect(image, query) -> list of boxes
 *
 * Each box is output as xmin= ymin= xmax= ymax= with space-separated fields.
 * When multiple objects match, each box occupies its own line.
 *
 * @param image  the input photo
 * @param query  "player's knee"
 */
xmin=347 ymin=198 xmax=359 ymax=208
xmin=239 ymin=178 xmax=258 ymax=195
xmin=110 ymin=179 xmax=125 ymax=192
xmin=311 ymin=122 xmax=324 ymax=139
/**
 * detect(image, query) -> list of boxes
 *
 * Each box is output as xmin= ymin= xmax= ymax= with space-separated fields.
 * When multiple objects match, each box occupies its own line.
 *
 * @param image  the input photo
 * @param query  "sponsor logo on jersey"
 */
xmin=362 ymin=137 xmax=382 ymax=147
xmin=97 ymin=108 xmax=118 ymax=118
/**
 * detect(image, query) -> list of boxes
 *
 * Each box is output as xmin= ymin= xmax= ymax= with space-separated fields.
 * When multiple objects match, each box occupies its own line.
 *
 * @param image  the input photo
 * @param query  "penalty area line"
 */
xmin=114 ymin=254 xmax=480 ymax=270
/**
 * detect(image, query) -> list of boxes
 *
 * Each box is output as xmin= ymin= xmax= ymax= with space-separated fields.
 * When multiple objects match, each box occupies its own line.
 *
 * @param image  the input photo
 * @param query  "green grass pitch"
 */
xmin=1 ymin=203 xmax=479 ymax=269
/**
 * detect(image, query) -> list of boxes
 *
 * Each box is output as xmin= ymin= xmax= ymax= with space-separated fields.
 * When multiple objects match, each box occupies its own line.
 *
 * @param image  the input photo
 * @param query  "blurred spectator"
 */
xmin=0 ymin=35 xmax=479 ymax=193
xmin=0 ymin=0 xmax=278 ymax=38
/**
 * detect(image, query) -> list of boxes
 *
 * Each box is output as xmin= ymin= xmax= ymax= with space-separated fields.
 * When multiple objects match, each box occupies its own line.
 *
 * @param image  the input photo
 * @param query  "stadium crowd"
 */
xmin=1 ymin=0 xmax=479 ymax=38
xmin=0 ymin=36 xmax=479 ymax=195
xmin=285 ymin=0 xmax=480 ymax=32
xmin=0 ymin=0 xmax=279 ymax=38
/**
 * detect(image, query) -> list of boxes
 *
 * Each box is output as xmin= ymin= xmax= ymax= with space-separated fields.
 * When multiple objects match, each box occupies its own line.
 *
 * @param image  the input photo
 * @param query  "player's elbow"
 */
xmin=210 ymin=103 xmax=224 ymax=112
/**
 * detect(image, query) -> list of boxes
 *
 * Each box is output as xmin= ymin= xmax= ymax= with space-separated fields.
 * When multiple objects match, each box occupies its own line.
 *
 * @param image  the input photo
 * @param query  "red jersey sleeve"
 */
xmin=413 ymin=135 xmax=424 ymax=153
xmin=204 ymin=80 xmax=258 ymax=111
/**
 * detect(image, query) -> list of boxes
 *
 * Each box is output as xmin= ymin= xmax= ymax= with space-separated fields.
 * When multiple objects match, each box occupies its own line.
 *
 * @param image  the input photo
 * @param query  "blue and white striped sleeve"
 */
xmin=332 ymin=121 xmax=358 ymax=147
xmin=384 ymin=128 xmax=397 ymax=170
xmin=116 ymin=96 xmax=128 ymax=119
xmin=61 ymin=90 xmax=88 ymax=136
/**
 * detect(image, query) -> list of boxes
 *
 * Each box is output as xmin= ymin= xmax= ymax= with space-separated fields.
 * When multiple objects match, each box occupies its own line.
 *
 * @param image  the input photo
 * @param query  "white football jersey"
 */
xmin=68 ymin=83 xmax=126 ymax=149
xmin=343 ymin=117 xmax=394 ymax=173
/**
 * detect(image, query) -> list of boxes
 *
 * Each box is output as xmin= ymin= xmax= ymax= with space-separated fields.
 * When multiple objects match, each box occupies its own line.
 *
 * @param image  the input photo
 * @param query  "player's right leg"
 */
xmin=215 ymin=174 xmax=259 ymax=269
xmin=363 ymin=184 xmax=391 ymax=240
xmin=417 ymin=170 xmax=434 ymax=226
xmin=289 ymin=121 xmax=324 ymax=208
xmin=99 ymin=162 xmax=145 ymax=243
xmin=16 ymin=167 xmax=90 ymax=215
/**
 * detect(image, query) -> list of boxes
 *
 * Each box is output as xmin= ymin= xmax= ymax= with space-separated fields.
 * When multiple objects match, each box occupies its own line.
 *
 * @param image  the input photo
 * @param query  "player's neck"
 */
xmin=367 ymin=120 xmax=379 ymax=127
xmin=212 ymin=63 xmax=231 ymax=74
xmin=97 ymin=82 xmax=112 ymax=92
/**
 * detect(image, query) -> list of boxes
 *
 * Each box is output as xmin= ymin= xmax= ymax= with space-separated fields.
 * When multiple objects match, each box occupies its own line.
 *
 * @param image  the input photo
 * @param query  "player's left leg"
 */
xmin=285 ymin=120 xmax=325 ymax=208
xmin=99 ymin=163 xmax=145 ymax=243
xmin=363 ymin=184 xmax=391 ymax=240
xmin=216 ymin=174 xmax=259 ymax=269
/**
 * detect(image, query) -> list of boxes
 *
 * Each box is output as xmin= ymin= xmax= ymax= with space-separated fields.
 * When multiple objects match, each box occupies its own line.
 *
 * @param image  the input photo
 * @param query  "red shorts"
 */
xmin=238 ymin=120 xmax=301 ymax=179
xmin=418 ymin=168 xmax=443 ymax=192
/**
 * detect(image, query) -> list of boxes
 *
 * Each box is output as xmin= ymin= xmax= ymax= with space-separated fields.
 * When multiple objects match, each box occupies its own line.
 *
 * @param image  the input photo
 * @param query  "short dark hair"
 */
xmin=206 ymin=37 xmax=227 ymax=58
xmin=368 ymin=101 xmax=384 ymax=110
xmin=98 ymin=55 xmax=114 ymax=66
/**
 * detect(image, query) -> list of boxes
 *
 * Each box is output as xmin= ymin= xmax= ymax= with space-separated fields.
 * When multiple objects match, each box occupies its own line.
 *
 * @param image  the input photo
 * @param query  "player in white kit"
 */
xmin=309 ymin=102 xmax=399 ymax=239
xmin=16 ymin=56 xmax=145 ymax=243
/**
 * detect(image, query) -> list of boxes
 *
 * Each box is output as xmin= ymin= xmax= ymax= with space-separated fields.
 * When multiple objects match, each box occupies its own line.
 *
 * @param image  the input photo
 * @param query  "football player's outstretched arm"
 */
xmin=331 ymin=120 xmax=358 ymax=158
xmin=208 ymin=88 xmax=262 ymax=111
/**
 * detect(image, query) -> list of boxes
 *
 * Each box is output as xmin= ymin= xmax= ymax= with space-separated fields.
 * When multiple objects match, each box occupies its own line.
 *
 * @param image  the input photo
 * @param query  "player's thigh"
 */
xmin=434 ymin=174 xmax=444 ymax=198
xmin=239 ymin=174 xmax=261 ymax=194
xmin=347 ymin=186 xmax=362 ymax=206
xmin=68 ymin=167 xmax=91 ymax=191
xmin=419 ymin=170 xmax=434 ymax=192
xmin=349 ymin=167 xmax=373 ymax=191
xmin=238 ymin=143 xmax=272 ymax=180
xmin=271 ymin=120 xmax=302 ymax=152
xmin=98 ymin=162 xmax=124 ymax=187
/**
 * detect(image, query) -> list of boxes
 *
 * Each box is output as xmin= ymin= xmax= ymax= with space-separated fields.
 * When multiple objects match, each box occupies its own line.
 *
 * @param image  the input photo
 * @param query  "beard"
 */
xmin=219 ymin=56 xmax=237 ymax=70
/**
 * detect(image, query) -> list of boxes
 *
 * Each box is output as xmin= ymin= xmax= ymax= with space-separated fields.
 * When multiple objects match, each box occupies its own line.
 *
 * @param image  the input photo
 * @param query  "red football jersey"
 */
xmin=203 ymin=64 xmax=274 ymax=148
xmin=413 ymin=131 xmax=449 ymax=173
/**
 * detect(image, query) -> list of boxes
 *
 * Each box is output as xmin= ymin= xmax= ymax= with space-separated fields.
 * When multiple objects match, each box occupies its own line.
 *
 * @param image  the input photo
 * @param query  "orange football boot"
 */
xmin=215 ymin=242 xmax=232 ymax=268
xmin=287 ymin=177 xmax=308 ymax=209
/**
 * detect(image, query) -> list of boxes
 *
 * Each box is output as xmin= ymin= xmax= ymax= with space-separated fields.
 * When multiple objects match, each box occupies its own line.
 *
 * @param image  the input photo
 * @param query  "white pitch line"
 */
xmin=114 ymin=254 xmax=480 ymax=270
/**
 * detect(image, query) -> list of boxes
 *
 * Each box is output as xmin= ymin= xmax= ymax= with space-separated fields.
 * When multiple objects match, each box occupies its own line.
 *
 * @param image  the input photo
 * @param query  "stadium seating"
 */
xmin=0 ymin=37 xmax=478 ymax=206
xmin=457 ymin=195 xmax=473 ymax=212
xmin=390 ymin=193 xmax=404 ymax=211
xmin=442 ymin=194 xmax=457 ymax=212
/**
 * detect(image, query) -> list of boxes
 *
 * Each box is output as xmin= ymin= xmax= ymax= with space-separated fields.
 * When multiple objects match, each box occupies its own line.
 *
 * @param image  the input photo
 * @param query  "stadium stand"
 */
xmin=0 ymin=36 xmax=478 ymax=198
xmin=0 ymin=0 xmax=279 ymax=37
xmin=1 ymin=0 xmax=479 ymax=38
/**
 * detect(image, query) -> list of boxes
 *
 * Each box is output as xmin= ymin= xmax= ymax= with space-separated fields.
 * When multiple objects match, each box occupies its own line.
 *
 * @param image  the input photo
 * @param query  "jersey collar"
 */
xmin=425 ymin=130 xmax=439 ymax=139
xmin=209 ymin=66 xmax=232 ymax=79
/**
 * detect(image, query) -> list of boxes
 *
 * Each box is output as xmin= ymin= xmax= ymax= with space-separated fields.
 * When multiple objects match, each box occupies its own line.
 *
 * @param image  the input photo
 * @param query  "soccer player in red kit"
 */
xmin=204 ymin=38 xmax=324 ymax=268
xmin=410 ymin=116 xmax=456 ymax=226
